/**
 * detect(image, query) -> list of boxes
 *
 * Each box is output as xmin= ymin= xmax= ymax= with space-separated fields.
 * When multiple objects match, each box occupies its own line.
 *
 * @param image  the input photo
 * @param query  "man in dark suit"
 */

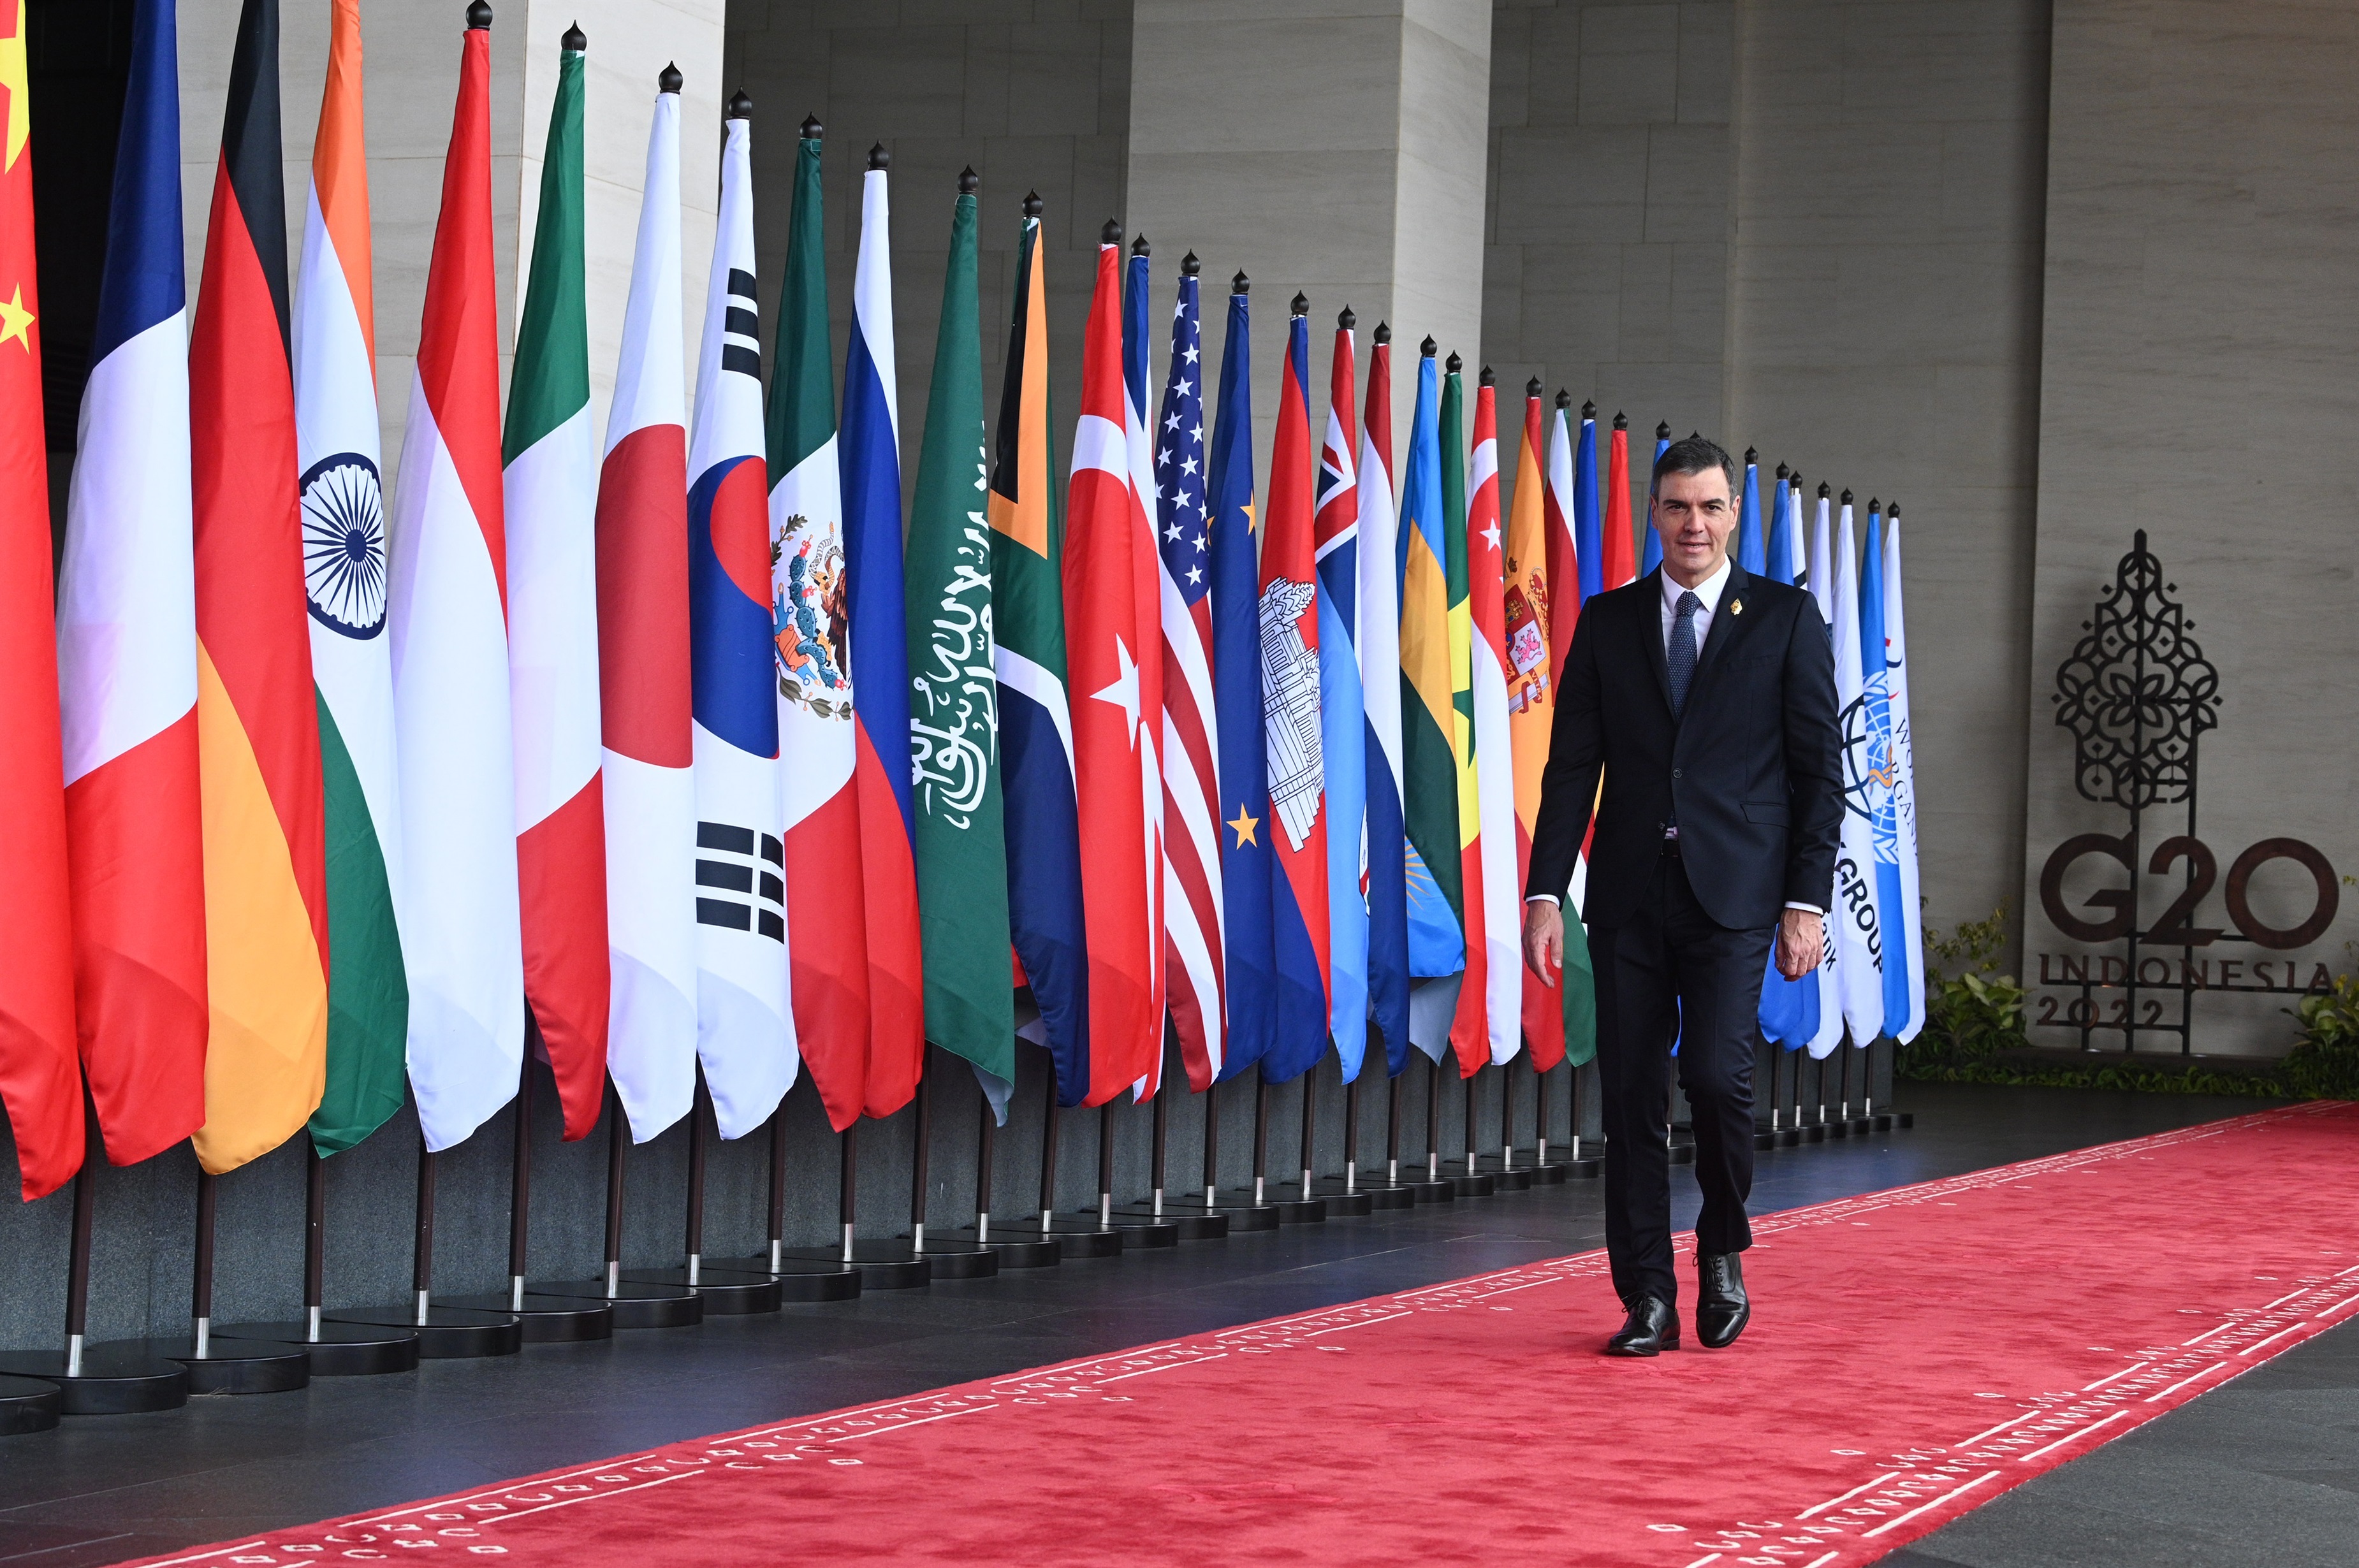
xmin=1523 ymin=437 xmax=1841 ymax=1356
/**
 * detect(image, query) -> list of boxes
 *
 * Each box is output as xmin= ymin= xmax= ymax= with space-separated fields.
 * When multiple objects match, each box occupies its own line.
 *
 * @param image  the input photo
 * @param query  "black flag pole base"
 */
xmin=1308 ymin=1179 xmax=1375 ymax=1217
xmin=1772 ymin=1124 xmax=1804 ymax=1148
xmin=699 ymin=1254 xmax=862 ymax=1302
xmin=0 ymin=1373 xmax=63 ymax=1435
xmin=217 ymin=1319 xmax=420 ymax=1374
xmin=1472 ymin=1156 xmax=1533 ymax=1193
xmin=947 ymin=1226 xmax=1065 ymax=1267
xmin=1896 ymin=1111 xmax=1915 ymax=1129
xmin=1155 ymin=1192 xmax=1275 ymax=1233
xmin=1322 ymin=1175 xmax=1415 ymax=1210
xmin=532 ymin=1278 xmax=704 ymax=1329
xmin=1753 ymin=1128 xmax=1781 ymax=1152
xmin=1514 ymin=1152 xmax=1570 ymax=1186
xmin=0 ymin=1346 xmax=188 ymax=1416
xmin=622 ymin=1263 xmax=784 ymax=1314
xmin=1436 ymin=1162 xmax=1496 ymax=1198
xmin=1226 ymin=1186 xmax=1325 ymax=1224
xmin=325 ymin=1305 xmax=522 ymax=1360
xmin=143 ymin=1333 xmax=311 ymax=1395
xmin=910 ymin=1236 xmax=1001 ymax=1281
xmin=442 ymin=1290 xmax=614 ymax=1344
xmin=1021 ymin=1213 xmax=1125 ymax=1258
xmin=1077 ymin=1207 xmax=1181 ymax=1248
xmin=1113 ymin=1201 xmax=1229 ymax=1240
xmin=776 ymin=1243 xmax=932 ymax=1290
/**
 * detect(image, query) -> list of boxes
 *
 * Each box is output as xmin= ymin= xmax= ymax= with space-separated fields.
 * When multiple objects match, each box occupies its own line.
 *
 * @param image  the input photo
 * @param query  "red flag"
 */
xmin=0 ymin=0 xmax=85 ymax=1200
xmin=1602 ymin=414 xmax=1635 ymax=590
xmin=1063 ymin=233 xmax=1161 ymax=1105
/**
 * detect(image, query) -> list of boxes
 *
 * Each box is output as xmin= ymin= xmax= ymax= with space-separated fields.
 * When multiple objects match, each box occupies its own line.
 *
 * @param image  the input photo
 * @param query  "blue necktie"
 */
xmin=1667 ymin=590 xmax=1700 ymax=719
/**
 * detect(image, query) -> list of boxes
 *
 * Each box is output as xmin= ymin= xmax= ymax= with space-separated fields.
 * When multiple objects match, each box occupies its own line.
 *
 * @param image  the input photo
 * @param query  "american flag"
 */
xmin=1155 ymin=258 xmax=1223 ymax=1089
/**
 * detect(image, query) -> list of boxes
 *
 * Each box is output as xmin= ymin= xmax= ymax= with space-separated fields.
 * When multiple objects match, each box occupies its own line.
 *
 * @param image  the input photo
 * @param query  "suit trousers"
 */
xmin=1588 ymin=846 xmax=1770 ymax=1307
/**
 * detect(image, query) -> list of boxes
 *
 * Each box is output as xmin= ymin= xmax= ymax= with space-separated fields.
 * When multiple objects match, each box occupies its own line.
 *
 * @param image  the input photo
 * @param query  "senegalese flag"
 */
xmin=504 ymin=25 xmax=609 ymax=1140
xmin=294 ymin=0 xmax=405 ymax=1157
xmin=1397 ymin=340 xmax=1461 ymax=1008
xmin=1439 ymin=357 xmax=1485 ymax=1078
xmin=906 ymin=171 xmax=1014 ymax=1094
xmin=189 ymin=0 xmax=329 ymax=1173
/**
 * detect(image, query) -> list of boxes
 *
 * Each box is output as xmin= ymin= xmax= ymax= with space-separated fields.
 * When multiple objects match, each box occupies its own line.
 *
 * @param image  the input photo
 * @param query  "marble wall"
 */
xmin=2018 ymin=0 xmax=2359 ymax=1056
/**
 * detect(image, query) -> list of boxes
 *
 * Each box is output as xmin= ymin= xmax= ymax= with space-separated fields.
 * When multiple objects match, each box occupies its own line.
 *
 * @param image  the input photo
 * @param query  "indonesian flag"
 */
xmin=188 ymin=0 xmax=330 ymax=1174
xmin=688 ymin=101 xmax=796 ymax=1139
xmin=54 ymin=0 xmax=208 ymax=1170
xmin=0 ymin=0 xmax=85 ymax=1200
xmin=295 ymin=0 xmax=407 ymax=1159
xmin=840 ymin=152 xmax=924 ymax=1121
xmin=597 ymin=71 xmax=697 ymax=1143
xmin=1063 ymin=232 xmax=1162 ymax=1106
xmin=504 ymin=27 xmax=608 ymax=1140
xmin=1463 ymin=375 xmax=1519 ymax=1068
xmin=387 ymin=11 xmax=524 ymax=1153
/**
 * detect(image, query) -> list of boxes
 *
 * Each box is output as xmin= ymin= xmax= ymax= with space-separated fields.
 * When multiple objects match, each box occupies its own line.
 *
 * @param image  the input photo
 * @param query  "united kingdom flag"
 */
xmin=1153 ymin=254 xmax=1223 ymax=1090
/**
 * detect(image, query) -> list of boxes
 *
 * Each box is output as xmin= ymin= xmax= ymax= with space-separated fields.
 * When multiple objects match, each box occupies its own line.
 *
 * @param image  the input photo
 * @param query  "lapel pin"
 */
xmin=1729 ymin=599 xmax=1742 ymax=616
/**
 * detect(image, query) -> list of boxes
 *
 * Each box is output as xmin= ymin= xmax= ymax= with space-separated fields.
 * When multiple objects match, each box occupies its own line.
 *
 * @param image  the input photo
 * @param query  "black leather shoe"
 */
xmin=1605 ymin=1294 xmax=1680 ymax=1356
xmin=1696 ymin=1252 xmax=1750 ymax=1348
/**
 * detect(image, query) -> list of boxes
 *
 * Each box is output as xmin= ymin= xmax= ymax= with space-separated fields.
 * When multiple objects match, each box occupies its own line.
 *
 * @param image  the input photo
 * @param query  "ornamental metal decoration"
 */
xmin=2050 ymin=529 xmax=2219 ymax=811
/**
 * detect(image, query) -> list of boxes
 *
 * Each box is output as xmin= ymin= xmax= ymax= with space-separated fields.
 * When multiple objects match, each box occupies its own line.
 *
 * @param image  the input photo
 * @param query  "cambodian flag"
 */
xmin=1257 ymin=303 xmax=1329 ymax=1085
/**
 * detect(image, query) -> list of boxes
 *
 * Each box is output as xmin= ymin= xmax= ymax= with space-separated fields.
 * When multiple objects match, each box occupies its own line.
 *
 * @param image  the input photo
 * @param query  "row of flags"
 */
xmin=0 ymin=0 xmax=1925 ymax=1208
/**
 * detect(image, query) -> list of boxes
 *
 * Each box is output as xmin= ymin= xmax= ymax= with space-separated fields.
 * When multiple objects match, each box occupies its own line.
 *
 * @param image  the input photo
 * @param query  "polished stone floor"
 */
xmin=0 ymin=1083 xmax=2342 ymax=1567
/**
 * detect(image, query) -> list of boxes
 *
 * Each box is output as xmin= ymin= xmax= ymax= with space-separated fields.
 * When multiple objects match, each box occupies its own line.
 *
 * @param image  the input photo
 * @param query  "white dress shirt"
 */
xmin=1526 ymin=555 xmax=1822 ymax=918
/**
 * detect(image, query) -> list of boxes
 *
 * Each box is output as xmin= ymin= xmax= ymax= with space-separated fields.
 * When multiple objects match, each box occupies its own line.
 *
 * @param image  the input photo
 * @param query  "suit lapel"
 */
xmin=1689 ymin=562 xmax=1757 ymax=693
xmin=1637 ymin=567 xmax=1673 ymax=715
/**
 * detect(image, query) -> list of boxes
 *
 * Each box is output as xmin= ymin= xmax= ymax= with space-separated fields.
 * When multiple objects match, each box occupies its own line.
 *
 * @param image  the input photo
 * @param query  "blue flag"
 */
xmin=1315 ymin=320 xmax=1368 ymax=1081
xmin=1208 ymin=282 xmax=1276 ymax=1082
xmin=1640 ymin=425 xmax=1667 ymax=576
xmin=1737 ymin=450 xmax=1764 ymax=575
xmin=1862 ymin=504 xmax=1908 ymax=1043
xmin=1572 ymin=405 xmax=1602 ymax=606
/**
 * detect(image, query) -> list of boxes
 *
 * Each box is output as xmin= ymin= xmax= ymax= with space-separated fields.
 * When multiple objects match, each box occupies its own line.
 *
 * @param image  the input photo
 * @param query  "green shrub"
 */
xmin=2282 ymin=973 xmax=2359 ymax=1100
xmin=1897 ymin=904 xmax=2029 ymax=1077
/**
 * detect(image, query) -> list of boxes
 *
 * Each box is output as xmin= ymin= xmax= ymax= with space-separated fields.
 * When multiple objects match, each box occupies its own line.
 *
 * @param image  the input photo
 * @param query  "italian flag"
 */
xmin=294 ymin=0 xmax=407 ymax=1157
xmin=504 ymin=27 xmax=608 ymax=1140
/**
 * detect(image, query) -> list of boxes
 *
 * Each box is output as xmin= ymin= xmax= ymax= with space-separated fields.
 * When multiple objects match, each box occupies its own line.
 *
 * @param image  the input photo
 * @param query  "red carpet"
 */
xmin=126 ymin=1103 xmax=2359 ymax=1568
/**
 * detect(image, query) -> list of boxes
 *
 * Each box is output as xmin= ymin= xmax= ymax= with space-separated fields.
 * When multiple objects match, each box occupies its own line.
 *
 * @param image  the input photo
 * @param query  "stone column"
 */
xmin=1124 ymin=0 xmax=1491 ymax=449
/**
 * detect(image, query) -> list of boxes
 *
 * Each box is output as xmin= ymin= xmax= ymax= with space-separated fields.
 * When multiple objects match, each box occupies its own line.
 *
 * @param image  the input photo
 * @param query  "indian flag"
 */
xmin=294 ymin=0 xmax=407 ymax=1158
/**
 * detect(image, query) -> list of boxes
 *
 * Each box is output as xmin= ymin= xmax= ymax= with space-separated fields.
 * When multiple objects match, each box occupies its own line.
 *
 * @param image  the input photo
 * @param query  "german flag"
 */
xmin=189 ymin=0 xmax=329 ymax=1173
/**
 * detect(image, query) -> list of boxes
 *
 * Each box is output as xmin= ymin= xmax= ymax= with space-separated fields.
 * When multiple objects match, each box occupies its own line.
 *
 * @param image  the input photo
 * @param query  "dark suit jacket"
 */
xmin=1524 ymin=563 xmax=1843 ymax=931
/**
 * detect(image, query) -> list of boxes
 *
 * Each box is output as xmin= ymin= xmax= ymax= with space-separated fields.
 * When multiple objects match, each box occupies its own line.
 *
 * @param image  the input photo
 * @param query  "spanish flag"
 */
xmin=188 ymin=0 xmax=330 ymax=1173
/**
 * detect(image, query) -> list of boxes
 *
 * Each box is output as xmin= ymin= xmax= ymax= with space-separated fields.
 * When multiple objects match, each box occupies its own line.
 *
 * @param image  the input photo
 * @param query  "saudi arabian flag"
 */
xmin=906 ymin=174 xmax=1012 ymax=1094
xmin=293 ymin=0 xmax=405 ymax=1155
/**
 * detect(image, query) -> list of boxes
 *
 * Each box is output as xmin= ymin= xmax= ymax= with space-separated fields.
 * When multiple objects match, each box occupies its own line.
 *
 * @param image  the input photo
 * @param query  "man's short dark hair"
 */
xmin=1651 ymin=435 xmax=1737 ymax=496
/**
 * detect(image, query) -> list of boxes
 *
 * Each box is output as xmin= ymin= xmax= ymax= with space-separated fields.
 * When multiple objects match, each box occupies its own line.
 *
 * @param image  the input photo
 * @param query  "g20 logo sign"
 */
xmin=2038 ymin=834 xmax=2339 ymax=950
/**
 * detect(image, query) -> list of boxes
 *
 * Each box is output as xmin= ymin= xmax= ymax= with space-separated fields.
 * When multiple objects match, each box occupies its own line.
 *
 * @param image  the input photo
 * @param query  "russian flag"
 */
xmin=840 ymin=149 xmax=924 ymax=1121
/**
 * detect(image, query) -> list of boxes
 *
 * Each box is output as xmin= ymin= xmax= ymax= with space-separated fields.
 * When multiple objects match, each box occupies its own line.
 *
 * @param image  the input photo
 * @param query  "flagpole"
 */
xmin=444 ymin=1047 xmax=612 ymax=1337
xmin=1148 ymin=1070 xmax=1245 ymax=1235
xmin=530 ymin=1082 xmax=699 ymax=1327
xmin=241 ymin=1151 xmax=416 ymax=1372
xmin=1447 ymin=1063 xmax=1493 ymax=1196
xmin=1150 ymin=1082 xmax=1168 ymax=1216
xmin=1405 ymin=1054 xmax=1452 ymax=1202
xmin=1308 ymin=1057 xmax=1369 ymax=1216
xmin=1032 ymin=1073 xmax=1120 ymax=1256
xmin=906 ymin=1046 xmax=995 ymax=1276
xmin=1097 ymin=1095 xmax=1181 ymax=1245
xmin=155 ymin=1170 xmax=310 ymax=1392
xmin=0 ymin=1138 xmax=188 ymax=1414
xmin=1343 ymin=1073 xmax=1359 ymax=1193
xmin=961 ymin=1066 xmax=1060 ymax=1265
xmin=321 ymin=1137 xmax=519 ymax=1356
xmin=621 ymin=1074 xmax=781 ymax=1310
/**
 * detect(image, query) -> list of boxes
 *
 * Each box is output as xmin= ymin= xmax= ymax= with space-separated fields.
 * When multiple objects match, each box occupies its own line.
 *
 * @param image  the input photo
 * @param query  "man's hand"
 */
xmin=1523 ymin=900 xmax=1564 ymax=985
xmin=1776 ymin=908 xmax=1824 ymax=980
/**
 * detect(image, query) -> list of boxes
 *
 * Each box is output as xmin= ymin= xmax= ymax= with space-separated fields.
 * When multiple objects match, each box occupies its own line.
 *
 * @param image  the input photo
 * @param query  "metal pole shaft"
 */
xmin=766 ymin=1096 xmax=787 ymax=1272
xmin=910 ymin=1047 xmax=933 ymax=1252
xmin=1038 ymin=1073 xmax=1060 ymax=1231
xmin=1426 ymin=1055 xmax=1442 ymax=1179
xmin=685 ymin=1077 xmax=708 ymax=1284
xmin=1464 ymin=1063 xmax=1479 ymax=1172
xmin=1298 ymin=1064 xmax=1315 ymax=1200
xmin=1150 ymin=1085 xmax=1167 ymax=1217
xmin=191 ymin=1171 xmax=217 ymax=1355
xmin=413 ymin=1142 xmax=437 ymax=1326
xmin=605 ymin=1084 xmax=629 ymax=1296
xmin=1343 ymin=1074 xmax=1361 ymax=1193
xmin=1202 ymin=1074 xmax=1220 ymax=1207
xmin=1387 ymin=1071 xmax=1401 ymax=1184
xmin=975 ymin=1085 xmax=997 ymax=1242
xmin=1096 ymin=1102 xmax=1114 ymax=1228
xmin=1538 ymin=1060 xmax=1551 ymax=1163
xmin=63 ymin=1154 xmax=95 ymax=1375
xmin=838 ymin=1121 xmax=858 ymax=1263
xmin=304 ymin=1143 xmax=326 ymax=1340
xmin=1252 ymin=1071 xmax=1270 ymax=1206
xmin=1501 ymin=1056 xmax=1515 ymax=1171
xmin=508 ymin=1053 xmax=534 ymax=1309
